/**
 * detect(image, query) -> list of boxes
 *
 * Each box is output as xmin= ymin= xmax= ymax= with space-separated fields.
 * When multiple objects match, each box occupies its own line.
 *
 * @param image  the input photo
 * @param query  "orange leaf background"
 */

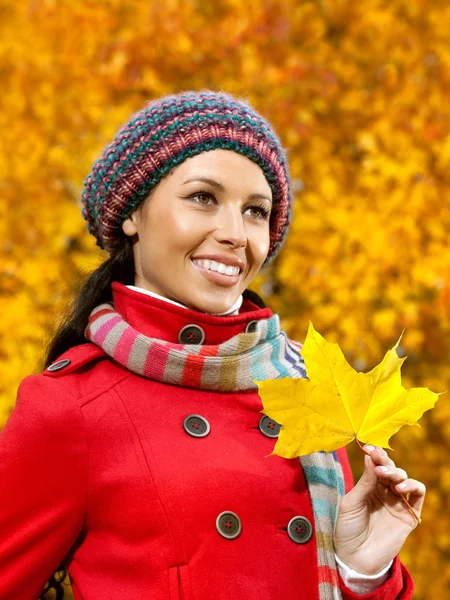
xmin=1 ymin=1 xmax=450 ymax=596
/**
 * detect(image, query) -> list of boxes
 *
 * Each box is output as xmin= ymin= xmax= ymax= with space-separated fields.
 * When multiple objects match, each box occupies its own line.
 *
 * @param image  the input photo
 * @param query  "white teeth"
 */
xmin=192 ymin=259 xmax=240 ymax=277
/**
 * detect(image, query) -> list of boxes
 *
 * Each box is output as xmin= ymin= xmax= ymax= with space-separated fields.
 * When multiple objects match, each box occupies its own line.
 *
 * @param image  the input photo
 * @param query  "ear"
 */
xmin=122 ymin=214 xmax=138 ymax=236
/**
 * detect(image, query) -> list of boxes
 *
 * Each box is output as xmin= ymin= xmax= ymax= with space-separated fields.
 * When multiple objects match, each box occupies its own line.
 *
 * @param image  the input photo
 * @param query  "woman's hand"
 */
xmin=333 ymin=444 xmax=426 ymax=575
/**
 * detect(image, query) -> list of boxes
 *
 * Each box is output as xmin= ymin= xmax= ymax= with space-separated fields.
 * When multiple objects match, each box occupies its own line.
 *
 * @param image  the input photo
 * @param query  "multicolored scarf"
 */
xmin=85 ymin=302 xmax=345 ymax=600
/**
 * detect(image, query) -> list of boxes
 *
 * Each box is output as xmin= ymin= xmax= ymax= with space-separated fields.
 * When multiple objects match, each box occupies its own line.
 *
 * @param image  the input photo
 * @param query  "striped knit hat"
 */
xmin=81 ymin=90 xmax=293 ymax=264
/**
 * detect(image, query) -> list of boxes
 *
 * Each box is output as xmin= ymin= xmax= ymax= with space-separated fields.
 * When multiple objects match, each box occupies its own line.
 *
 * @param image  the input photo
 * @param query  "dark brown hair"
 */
xmin=40 ymin=235 xmax=135 ymax=598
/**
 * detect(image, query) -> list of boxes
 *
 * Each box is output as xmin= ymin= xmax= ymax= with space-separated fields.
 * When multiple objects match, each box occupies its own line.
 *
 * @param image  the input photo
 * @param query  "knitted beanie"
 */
xmin=81 ymin=90 xmax=293 ymax=263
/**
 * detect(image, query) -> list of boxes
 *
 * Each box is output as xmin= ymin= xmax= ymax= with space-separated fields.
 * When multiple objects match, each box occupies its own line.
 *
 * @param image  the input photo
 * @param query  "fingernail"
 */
xmin=378 ymin=466 xmax=389 ymax=472
xmin=364 ymin=445 xmax=375 ymax=452
xmin=397 ymin=482 xmax=408 ymax=489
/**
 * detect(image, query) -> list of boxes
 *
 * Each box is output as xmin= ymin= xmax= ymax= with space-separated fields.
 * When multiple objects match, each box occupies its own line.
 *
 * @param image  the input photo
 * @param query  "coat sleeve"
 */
xmin=334 ymin=447 xmax=415 ymax=599
xmin=0 ymin=373 xmax=88 ymax=600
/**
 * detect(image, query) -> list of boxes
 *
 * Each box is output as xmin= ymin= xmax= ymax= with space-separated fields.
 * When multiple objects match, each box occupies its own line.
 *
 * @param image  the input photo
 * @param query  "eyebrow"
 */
xmin=182 ymin=177 xmax=272 ymax=204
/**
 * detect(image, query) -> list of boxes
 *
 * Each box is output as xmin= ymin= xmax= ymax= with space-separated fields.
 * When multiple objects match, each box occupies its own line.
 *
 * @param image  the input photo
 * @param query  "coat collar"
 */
xmin=111 ymin=281 xmax=273 ymax=345
xmin=125 ymin=284 xmax=244 ymax=316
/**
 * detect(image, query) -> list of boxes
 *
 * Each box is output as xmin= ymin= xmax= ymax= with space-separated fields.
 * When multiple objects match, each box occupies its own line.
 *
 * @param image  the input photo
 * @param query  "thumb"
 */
xmin=351 ymin=454 xmax=379 ymax=499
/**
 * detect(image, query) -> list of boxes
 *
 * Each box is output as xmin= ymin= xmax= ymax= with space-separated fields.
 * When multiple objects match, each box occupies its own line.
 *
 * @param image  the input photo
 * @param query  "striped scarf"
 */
xmin=85 ymin=302 xmax=345 ymax=599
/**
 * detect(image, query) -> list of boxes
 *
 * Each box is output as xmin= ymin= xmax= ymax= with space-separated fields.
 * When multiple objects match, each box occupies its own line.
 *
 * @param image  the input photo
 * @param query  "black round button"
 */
xmin=245 ymin=320 xmax=258 ymax=333
xmin=287 ymin=516 xmax=313 ymax=544
xmin=183 ymin=414 xmax=210 ymax=438
xmin=47 ymin=359 xmax=71 ymax=372
xmin=178 ymin=324 xmax=205 ymax=345
xmin=216 ymin=511 xmax=242 ymax=540
xmin=258 ymin=415 xmax=281 ymax=438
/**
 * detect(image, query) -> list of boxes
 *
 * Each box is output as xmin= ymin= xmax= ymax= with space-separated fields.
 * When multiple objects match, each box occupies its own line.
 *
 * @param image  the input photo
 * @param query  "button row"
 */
xmin=216 ymin=511 xmax=313 ymax=544
xmin=47 ymin=321 xmax=261 ymax=371
xmin=178 ymin=321 xmax=259 ymax=345
xmin=183 ymin=414 xmax=281 ymax=438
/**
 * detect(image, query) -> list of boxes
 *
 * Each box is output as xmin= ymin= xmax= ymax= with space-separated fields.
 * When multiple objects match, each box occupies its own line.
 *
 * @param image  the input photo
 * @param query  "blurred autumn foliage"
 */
xmin=1 ymin=0 xmax=449 ymax=597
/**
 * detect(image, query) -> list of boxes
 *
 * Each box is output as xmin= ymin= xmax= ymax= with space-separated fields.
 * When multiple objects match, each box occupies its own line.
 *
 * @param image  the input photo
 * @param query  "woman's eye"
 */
xmin=246 ymin=205 xmax=270 ymax=220
xmin=192 ymin=192 xmax=213 ymax=205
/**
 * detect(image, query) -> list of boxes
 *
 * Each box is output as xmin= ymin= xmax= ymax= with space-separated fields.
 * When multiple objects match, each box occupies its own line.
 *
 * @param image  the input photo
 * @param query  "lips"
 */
xmin=191 ymin=259 xmax=241 ymax=288
xmin=191 ymin=254 xmax=245 ymax=271
xmin=192 ymin=259 xmax=240 ymax=277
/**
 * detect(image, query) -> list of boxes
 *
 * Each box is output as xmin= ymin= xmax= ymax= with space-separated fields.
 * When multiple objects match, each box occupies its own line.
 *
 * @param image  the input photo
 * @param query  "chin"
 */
xmin=187 ymin=295 xmax=239 ymax=315
xmin=193 ymin=303 xmax=232 ymax=315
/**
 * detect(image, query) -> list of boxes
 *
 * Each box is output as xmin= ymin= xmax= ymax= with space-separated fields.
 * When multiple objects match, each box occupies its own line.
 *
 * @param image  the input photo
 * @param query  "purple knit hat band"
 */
xmin=81 ymin=90 xmax=293 ymax=263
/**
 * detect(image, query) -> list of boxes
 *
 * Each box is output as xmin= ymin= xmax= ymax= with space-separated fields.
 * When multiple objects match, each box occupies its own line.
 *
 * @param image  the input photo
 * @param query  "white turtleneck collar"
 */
xmin=125 ymin=285 xmax=243 ymax=316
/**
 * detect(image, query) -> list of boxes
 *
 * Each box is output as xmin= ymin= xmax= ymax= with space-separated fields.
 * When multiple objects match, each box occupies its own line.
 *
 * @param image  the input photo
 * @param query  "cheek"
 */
xmin=142 ymin=211 xmax=205 ymax=264
xmin=168 ymin=215 xmax=207 ymax=256
xmin=248 ymin=226 xmax=271 ymax=270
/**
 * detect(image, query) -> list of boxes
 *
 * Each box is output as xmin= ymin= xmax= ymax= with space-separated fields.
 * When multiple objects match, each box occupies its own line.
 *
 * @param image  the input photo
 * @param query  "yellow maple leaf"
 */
xmin=256 ymin=323 xmax=441 ymax=458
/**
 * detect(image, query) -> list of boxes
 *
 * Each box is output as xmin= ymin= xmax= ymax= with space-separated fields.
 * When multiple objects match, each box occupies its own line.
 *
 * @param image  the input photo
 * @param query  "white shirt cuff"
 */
xmin=335 ymin=553 xmax=393 ymax=595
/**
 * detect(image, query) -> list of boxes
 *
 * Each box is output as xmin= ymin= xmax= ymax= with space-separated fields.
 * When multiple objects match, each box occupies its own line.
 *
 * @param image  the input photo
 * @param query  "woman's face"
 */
xmin=122 ymin=149 xmax=272 ymax=314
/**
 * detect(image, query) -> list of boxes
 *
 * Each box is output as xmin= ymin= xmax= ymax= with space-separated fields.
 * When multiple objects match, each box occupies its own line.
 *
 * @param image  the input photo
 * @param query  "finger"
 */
xmin=395 ymin=479 xmax=427 ymax=519
xmin=364 ymin=444 xmax=396 ymax=468
xmin=374 ymin=465 xmax=408 ymax=486
xmin=395 ymin=478 xmax=426 ymax=498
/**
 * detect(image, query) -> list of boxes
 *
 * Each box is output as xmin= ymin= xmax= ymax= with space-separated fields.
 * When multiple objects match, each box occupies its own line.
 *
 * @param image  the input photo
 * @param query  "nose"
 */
xmin=213 ymin=205 xmax=247 ymax=249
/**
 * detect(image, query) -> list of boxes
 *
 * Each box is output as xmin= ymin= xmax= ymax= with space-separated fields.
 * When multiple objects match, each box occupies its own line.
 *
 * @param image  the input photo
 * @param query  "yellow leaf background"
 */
xmin=1 ymin=1 xmax=450 ymax=597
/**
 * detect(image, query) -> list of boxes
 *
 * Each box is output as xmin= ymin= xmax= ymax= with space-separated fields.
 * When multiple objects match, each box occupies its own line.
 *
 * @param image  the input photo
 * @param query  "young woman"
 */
xmin=0 ymin=91 xmax=423 ymax=600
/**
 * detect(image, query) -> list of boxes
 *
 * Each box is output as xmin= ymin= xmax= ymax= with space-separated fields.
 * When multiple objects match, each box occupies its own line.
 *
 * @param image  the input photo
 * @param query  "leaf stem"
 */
xmin=355 ymin=438 xmax=422 ymax=524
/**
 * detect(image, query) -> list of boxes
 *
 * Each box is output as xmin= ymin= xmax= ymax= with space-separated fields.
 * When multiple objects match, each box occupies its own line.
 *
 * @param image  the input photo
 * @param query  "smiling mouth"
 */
xmin=192 ymin=259 xmax=241 ymax=278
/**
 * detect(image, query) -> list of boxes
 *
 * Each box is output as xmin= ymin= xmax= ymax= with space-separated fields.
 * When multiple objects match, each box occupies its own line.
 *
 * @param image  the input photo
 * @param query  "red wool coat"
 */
xmin=0 ymin=284 xmax=414 ymax=600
